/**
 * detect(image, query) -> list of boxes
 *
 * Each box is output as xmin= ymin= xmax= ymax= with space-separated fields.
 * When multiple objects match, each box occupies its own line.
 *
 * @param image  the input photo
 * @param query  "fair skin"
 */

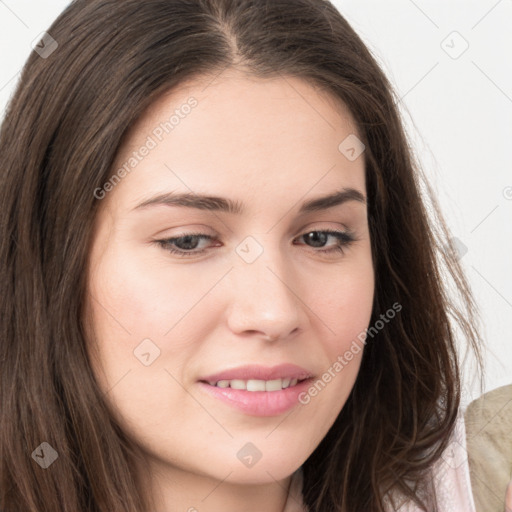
xmin=84 ymin=69 xmax=374 ymax=512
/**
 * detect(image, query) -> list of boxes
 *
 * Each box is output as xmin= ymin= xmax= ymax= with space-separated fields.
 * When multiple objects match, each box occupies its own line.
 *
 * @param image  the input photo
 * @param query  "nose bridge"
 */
xmin=226 ymin=234 xmax=302 ymax=339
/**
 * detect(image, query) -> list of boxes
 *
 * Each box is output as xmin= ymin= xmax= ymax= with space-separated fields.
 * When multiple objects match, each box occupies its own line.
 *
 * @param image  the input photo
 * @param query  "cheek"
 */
xmin=296 ymin=257 xmax=373 ymax=420
xmin=84 ymin=249 xmax=205 ymax=437
xmin=311 ymin=256 xmax=375 ymax=356
xmin=296 ymin=267 xmax=373 ymax=442
xmin=88 ymin=243 xmax=215 ymax=339
xmin=84 ymin=243 xmax=222 ymax=401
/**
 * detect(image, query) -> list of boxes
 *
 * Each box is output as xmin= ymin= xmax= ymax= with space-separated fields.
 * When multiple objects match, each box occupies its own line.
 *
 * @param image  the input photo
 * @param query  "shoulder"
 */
xmin=465 ymin=384 xmax=512 ymax=512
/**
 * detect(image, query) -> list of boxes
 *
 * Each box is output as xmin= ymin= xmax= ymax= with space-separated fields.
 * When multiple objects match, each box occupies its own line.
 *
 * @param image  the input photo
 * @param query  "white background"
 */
xmin=1 ymin=1 xmax=510 ymax=401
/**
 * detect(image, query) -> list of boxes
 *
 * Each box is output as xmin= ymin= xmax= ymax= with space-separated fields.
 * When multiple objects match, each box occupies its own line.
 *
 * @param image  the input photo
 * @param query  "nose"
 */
xmin=225 ymin=237 xmax=303 ymax=342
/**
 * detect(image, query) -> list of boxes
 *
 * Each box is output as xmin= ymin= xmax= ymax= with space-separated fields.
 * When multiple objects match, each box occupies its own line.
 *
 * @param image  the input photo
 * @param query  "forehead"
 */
xmin=131 ymin=69 xmax=359 ymax=137
xmin=106 ymin=70 xmax=366 ymax=212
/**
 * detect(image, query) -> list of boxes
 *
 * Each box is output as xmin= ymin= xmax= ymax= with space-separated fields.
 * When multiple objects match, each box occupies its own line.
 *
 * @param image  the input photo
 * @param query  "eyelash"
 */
xmin=154 ymin=229 xmax=357 ymax=258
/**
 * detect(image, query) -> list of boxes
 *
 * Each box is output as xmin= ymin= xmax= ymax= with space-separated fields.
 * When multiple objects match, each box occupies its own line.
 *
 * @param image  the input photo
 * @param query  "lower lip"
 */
xmin=197 ymin=378 xmax=313 ymax=417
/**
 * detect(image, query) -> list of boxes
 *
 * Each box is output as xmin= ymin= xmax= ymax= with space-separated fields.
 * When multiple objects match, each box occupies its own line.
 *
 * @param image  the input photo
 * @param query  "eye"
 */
xmin=154 ymin=229 xmax=357 ymax=258
xmin=294 ymin=230 xmax=356 ymax=256
xmin=155 ymin=233 xmax=215 ymax=257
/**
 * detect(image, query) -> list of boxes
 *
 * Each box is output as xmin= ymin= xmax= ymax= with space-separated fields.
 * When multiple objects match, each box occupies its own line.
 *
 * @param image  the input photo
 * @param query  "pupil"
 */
xmin=178 ymin=235 xmax=199 ymax=250
xmin=306 ymin=232 xmax=327 ymax=248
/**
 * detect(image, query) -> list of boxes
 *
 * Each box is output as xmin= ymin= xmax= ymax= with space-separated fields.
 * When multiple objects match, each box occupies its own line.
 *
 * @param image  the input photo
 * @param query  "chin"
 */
xmin=224 ymin=462 xmax=302 ymax=485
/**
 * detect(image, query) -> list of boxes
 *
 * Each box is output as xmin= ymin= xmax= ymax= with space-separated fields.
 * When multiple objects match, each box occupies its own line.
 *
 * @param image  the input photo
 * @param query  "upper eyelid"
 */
xmin=159 ymin=221 xmax=354 ymax=237
xmin=162 ymin=227 xmax=353 ymax=240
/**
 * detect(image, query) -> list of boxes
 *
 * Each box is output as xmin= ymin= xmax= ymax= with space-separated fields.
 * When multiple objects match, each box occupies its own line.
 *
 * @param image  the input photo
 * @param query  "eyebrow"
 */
xmin=131 ymin=187 xmax=366 ymax=215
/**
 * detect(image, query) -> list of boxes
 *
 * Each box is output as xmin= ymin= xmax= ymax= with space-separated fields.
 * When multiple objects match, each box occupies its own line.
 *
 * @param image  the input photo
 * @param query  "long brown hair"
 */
xmin=0 ymin=0 xmax=483 ymax=510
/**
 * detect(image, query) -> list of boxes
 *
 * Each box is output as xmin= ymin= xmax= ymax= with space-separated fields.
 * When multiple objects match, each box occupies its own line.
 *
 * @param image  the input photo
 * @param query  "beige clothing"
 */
xmin=465 ymin=384 xmax=512 ymax=512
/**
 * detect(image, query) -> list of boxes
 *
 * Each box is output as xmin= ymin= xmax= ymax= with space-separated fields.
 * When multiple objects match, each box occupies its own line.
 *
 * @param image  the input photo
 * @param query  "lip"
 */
xmin=199 ymin=363 xmax=313 ymax=383
xmin=197 ymin=377 xmax=314 ymax=417
xmin=197 ymin=364 xmax=314 ymax=417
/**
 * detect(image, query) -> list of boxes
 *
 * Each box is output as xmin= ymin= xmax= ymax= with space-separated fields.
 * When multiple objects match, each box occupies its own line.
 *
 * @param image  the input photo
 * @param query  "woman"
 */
xmin=0 ymin=1 xmax=484 ymax=510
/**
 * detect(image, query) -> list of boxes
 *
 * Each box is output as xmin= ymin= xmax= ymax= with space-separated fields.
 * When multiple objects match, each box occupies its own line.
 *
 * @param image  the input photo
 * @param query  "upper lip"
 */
xmin=199 ymin=364 xmax=313 ymax=383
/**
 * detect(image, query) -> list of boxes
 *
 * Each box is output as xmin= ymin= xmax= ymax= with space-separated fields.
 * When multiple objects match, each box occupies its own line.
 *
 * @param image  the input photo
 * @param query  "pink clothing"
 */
xmin=283 ymin=411 xmax=475 ymax=511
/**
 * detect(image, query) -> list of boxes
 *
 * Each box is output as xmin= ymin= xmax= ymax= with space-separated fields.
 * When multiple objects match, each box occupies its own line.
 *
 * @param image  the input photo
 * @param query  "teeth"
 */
xmin=207 ymin=377 xmax=303 ymax=391
xmin=263 ymin=379 xmax=281 ymax=392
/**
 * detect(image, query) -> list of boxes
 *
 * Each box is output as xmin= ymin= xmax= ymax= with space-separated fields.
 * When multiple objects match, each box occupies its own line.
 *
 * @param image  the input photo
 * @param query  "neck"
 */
xmin=143 ymin=462 xmax=295 ymax=512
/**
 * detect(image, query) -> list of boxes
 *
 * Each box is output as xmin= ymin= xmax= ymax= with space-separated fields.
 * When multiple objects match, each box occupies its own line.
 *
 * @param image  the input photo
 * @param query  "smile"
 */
xmin=204 ymin=377 xmax=305 ymax=391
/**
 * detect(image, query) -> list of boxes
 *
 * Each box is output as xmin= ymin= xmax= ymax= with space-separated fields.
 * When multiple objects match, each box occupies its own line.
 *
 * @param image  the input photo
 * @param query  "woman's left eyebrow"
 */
xmin=130 ymin=187 xmax=366 ymax=215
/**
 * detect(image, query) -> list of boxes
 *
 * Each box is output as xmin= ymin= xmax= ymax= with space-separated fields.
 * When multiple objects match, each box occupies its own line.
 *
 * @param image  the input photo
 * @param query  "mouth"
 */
xmin=198 ymin=363 xmax=313 ymax=385
xmin=199 ymin=377 xmax=310 ymax=391
xmin=196 ymin=364 xmax=315 ymax=416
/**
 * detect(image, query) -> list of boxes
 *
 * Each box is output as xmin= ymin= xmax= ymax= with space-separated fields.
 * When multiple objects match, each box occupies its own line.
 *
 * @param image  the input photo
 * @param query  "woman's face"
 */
xmin=84 ymin=70 xmax=374 ymax=489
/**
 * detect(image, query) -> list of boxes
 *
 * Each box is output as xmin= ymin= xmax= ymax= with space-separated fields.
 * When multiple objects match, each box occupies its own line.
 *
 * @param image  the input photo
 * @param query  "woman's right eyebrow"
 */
xmin=130 ymin=187 xmax=367 ymax=215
